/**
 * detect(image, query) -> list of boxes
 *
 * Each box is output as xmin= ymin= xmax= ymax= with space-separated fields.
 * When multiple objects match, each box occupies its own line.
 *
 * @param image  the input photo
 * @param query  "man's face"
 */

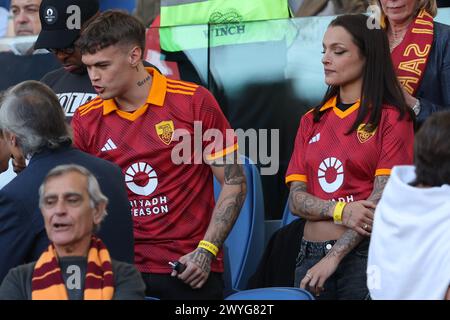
xmin=50 ymin=47 xmax=85 ymax=74
xmin=10 ymin=0 xmax=42 ymax=36
xmin=82 ymin=45 xmax=135 ymax=100
xmin=41 ymin=171 xmax=103 ymax=256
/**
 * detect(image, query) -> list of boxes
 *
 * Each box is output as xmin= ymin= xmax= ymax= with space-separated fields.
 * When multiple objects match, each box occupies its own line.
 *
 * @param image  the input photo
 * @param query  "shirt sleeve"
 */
xmin=285 ymin=115 xmax=310 ymax=185
xmin=375 ymin=111 xmax=415 ymax=176
xmin=193 ymin=86 xmax=238 ymax=162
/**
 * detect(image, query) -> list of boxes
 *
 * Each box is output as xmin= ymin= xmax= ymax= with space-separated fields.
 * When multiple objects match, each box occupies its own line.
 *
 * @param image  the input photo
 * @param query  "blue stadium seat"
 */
xmin=100 ymin=0 xmax=136 ymax=12
xmin=225 ymin=287 xmax=314 ymax=300
xmin=281 ymin=199 xmax=299 ymax=227
xmin=213 ymin=156 xmax=265 ymax=295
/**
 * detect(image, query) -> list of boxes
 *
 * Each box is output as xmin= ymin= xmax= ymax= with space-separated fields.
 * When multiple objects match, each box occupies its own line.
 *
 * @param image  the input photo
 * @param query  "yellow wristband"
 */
xmin=198 ymin=240 xmax=219 ymax=257
xmin=333 ymin=201 xmax=347 ymax=225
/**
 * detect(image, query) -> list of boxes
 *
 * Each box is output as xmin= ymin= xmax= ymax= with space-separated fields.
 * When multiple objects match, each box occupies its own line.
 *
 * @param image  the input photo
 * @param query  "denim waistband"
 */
xmin=300 ymin=238 xmax=369 ymax=258
xmin=300 ymin=238 xmax=337 ymax=258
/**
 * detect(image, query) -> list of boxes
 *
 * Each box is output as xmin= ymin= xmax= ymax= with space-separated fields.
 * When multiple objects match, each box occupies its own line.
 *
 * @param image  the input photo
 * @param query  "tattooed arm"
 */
xmin=300 ymin=176 xmax=390 ymax=295
xmin=289 ymin=181 xmax=376 ymax=230
xmin=174 ymin=154 xmax=246 ymax=289
xmin=288 ymin=181 xmax=334 ymax=221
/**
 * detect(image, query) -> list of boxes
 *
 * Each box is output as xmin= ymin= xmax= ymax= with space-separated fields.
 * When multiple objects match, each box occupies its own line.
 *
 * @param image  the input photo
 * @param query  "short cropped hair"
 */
xmin=414 ymin=111 xmax=450 ymax=187
xmin=77 ymin=10 xmax=146 ymax=57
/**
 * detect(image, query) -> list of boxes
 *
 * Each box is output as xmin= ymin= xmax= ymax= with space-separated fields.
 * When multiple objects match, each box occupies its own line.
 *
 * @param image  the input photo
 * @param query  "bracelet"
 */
xmin=198 ymin=240 xmax=219 ymax=257
xmin=333 ymin=201 xmax=347 ymax=225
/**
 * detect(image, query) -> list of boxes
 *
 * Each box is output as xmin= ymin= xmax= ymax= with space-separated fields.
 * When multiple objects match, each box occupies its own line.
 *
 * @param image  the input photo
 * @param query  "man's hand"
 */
xmin=341 ymin=200 xmax=375 ymax=236
xmin=300 ymin=255 xmax=340 ymax=297
xmin=171 ymin=248 xmax=213 ymax=289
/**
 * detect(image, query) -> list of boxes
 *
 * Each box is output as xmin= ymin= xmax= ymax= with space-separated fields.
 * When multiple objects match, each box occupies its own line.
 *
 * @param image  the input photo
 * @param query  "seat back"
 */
xmin=281 ymin=199 xmax=299 ymax=227
xmin=225 ymin=287 xmax=314 ymax=300
xmin=213 ymin=156 xmax=265 ymax=294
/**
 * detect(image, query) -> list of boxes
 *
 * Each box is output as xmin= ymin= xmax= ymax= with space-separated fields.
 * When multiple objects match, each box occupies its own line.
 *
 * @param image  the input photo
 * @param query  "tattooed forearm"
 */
xmin=289 ymin=182 xmax=333 ymax=221
xmin=324 ymin=229 xmax=363 ymax=261
xmin=204 ymin=162 xmax=246 ymax=249
xmin=367 ymin=175 xmax=389 ymax=204
xmin=224 ymin=163 xmax=246 ymax=185
xmin=210 ymin=187 xmax=246 ymax=247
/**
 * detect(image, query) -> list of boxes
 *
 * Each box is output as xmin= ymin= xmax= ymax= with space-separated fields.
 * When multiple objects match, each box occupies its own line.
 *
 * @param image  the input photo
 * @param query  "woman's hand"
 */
xmin=341 ymin=200 xmax=375 ymax=236
xmin=300 ymin=255 xmax=340 ymax=297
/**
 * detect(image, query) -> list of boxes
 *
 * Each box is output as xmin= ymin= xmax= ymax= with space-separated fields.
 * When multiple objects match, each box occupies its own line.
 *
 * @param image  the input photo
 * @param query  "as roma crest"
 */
xmin=155 ymin=120 xmax=174 ymax=145
xmin=357 ymin=123 xmax=377 ymax=144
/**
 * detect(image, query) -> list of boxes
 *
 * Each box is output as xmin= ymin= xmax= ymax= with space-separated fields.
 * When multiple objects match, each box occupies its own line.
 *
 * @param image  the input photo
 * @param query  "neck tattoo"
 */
xmin=137 ymin=75 xmax=151 ymax=87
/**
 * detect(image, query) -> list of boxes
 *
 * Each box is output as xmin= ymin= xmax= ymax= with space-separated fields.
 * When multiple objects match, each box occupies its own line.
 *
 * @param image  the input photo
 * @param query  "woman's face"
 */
xmin=380 ymin=0 xmax=418 ymax=25
xmin=322 ymin=26 xmax=365 ymax=88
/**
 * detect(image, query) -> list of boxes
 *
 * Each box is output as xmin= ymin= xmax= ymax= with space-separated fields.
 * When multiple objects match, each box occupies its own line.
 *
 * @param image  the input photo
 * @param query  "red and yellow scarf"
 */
xmin=390 ymin=9 xmax=434 ymax=96
xmin=31 ymin=237 xmax=114 ymax=300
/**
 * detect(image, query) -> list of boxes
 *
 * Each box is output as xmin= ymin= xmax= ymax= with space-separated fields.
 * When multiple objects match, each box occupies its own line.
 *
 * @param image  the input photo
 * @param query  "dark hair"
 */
xmin=414 ymin=111 xmax=450 ymax=187
xmin=0 ymin=81 xmax=71 ymax=157
xmin=77 ymin=10 xmax=146 ymax=58
xmin=313 ymin=14 xmax=413 ymax=133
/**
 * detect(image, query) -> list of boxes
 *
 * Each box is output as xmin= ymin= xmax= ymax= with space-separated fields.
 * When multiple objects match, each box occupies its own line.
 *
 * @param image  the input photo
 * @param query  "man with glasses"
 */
xmin=34 ymin=0 xmax=99 ymax=121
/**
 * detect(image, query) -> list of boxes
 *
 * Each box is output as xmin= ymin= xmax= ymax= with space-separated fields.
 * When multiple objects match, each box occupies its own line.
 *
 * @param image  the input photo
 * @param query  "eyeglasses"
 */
xmin=47 ymin=46 xmax=76 ymax=55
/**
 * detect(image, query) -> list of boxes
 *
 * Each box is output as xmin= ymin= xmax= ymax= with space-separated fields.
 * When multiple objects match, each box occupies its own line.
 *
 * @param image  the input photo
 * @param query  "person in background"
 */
xmin=0 ymin=80 xmax=134 ymax=284
xmin=368 ymin=111 xmax=450 ymax=300
xmin=0 ymin=164 xmax=145 ymax=300
xmin=10 ymin=0 xmax=41 ymax=36
xmin=375 ymin=0 xmax=450 ymax=125
xmin=290 ymin=0 xmax=370 ymax=17
xmin=134 ymin=0 xmax=160 ymax=27
xmin=286 ymin=14 xmax=414 ymax=299
xmin=34 ymin=0 xmax=100 ymax=120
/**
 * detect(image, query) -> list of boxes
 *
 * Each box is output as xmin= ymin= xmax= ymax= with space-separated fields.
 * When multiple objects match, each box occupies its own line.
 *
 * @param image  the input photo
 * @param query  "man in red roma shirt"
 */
xmin=71 ymin=10 xmax=246 ymax=300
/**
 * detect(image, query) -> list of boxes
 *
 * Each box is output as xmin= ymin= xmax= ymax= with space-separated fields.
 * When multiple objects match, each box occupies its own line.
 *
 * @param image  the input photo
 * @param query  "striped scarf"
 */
xmin=31 ymin=237 xmax=114 ymax=300
xmin=390 ymin=9 xmax=434 ymax=96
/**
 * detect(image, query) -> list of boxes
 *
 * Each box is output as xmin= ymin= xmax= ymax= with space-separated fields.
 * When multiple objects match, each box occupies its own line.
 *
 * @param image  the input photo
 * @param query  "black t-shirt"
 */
xmin=40 ymin=68 xmax=97 ymax=121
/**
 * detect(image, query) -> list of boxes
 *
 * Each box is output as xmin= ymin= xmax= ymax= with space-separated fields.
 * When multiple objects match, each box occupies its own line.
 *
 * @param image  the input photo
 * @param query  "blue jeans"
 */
xmin=294 ymin=238 xmax=369 ymax=300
